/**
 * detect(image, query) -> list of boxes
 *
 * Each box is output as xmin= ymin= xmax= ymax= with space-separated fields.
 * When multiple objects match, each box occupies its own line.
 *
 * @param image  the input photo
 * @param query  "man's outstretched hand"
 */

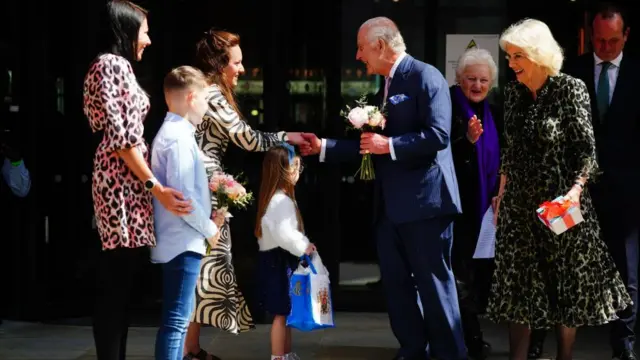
xmin=299 ymin=133 xmax=321 ymax=156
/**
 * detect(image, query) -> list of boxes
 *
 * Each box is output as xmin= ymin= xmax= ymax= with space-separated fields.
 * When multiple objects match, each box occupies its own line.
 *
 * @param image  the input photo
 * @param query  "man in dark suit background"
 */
xmin=563 ymin=3 xmax=640 ymax=360
xmin=300 ymin=17 xmax=465 ymax=360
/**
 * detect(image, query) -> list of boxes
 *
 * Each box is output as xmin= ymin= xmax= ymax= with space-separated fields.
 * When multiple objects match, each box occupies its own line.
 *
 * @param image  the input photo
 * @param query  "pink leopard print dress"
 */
xmin=83 ymin=53 xmax=154 ymax=250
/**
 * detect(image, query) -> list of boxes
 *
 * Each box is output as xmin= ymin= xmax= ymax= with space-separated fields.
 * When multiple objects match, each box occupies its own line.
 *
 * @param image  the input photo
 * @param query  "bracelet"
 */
xmin=574 ymin=181 xmax=584 ymax=189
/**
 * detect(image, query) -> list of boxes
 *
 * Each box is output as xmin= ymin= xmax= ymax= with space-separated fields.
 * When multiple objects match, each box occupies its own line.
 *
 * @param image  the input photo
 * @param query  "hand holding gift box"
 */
xmin=536 ymin=196 xmax=584 ymax=235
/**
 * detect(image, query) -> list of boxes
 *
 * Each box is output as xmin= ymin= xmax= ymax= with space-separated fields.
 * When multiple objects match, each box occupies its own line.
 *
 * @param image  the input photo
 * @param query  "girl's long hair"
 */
xmin=254 ymin=146 xmax=304 ymax=239
xmin=194 ymin=29 xmax=243 ymax=117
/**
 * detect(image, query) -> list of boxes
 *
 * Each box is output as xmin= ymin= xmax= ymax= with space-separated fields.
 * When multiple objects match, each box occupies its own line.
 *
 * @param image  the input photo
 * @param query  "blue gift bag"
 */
xmin=286 ymin=253 xmax=335 ymax=331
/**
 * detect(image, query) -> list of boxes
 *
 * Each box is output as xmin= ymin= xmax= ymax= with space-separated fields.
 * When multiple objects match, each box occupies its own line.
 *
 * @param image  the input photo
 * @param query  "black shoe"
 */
xmin=467 ymin=336 xmax=491 ymax=359
xmin=527 ymin=343 xmax=543 ymax=359
xmin=527 ymin=331 xmax=546 ymax=359
xmin=614 ymin=349 xmax=638 ymax=360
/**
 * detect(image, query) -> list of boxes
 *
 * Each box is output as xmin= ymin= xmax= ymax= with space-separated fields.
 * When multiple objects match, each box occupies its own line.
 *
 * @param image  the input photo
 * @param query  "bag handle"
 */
xmin=301 ymin=254 xmax=317 ymax=275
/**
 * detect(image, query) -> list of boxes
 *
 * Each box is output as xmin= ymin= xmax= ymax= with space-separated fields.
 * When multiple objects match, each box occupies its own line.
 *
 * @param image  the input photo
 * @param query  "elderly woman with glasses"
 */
xmin=450 ymin=47 xmax=502 ymax=360
xmin=488 ymin=18 xmax=630 ymax=360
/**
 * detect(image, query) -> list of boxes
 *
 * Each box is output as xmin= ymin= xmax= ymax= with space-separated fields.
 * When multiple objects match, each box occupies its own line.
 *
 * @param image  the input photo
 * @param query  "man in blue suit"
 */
xmin=300 ymin=17 xmax=466 ymax=360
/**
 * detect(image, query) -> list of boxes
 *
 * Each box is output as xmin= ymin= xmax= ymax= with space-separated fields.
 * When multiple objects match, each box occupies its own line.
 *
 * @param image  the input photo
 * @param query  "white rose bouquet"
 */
xmin=340 ymin=94 xmax=386 ymax=181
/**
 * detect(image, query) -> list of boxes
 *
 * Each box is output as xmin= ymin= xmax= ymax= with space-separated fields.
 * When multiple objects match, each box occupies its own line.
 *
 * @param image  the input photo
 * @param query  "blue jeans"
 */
xmin=155 ymin=251 xmax=202 ymax=360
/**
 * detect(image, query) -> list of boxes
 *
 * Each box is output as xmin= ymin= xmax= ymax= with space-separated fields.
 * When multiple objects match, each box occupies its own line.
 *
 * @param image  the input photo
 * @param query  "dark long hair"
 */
xmin=254 ymin=146 xmax=304 ymax=239
xmin=97 ymin=0 xmax=148 ymax=63
xmin=194 ymin=29 xmax=242 ymax=116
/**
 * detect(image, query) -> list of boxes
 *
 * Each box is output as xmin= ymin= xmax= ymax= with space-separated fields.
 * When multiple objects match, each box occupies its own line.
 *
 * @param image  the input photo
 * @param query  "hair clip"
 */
xmin=280 ymin=142 xmax=296 ymax=165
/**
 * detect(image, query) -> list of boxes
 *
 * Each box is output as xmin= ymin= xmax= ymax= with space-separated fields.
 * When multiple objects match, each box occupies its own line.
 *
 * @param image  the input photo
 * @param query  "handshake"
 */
xmin=287 ymin=132 xmax=321 ymax=157
xmin=287 ymin=132 xmax=389 ymax=156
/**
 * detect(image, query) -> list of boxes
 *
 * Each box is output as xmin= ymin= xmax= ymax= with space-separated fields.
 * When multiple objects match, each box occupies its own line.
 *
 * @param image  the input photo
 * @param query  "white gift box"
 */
xmin=536 ymin=196 xmax=584 ymax=235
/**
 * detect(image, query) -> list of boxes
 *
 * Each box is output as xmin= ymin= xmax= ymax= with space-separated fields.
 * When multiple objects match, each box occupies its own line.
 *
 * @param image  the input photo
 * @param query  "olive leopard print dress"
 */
xmin=486 ymin=74 xmax=631 ymax=329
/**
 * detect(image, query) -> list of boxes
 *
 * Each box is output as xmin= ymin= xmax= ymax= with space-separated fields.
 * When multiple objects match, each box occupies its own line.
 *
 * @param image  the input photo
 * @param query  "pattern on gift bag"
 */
xmin=317 ymin=288 xmax=331 ymax=315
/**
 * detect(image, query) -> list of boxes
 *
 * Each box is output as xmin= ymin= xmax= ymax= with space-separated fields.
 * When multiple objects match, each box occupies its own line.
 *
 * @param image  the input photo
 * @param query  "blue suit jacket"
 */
xmin=325 ymin=55 xmax=461 ymax=224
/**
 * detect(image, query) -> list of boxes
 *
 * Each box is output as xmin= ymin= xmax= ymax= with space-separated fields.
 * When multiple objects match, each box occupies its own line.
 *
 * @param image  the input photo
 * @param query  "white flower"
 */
xmin=368 ymin=112 xmax=385 ymax=127
xmin=363 ymin=105 xmax=376 ymax=114
xmin=347 ymin=107 xmax=369 ymax=129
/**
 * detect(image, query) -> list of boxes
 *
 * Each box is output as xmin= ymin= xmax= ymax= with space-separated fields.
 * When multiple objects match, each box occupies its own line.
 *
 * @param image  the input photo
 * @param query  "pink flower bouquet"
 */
xmin=340 ymin=94 xmax=386 ymax=181
xmin=208 ymin=172 xmax=254 ymax=218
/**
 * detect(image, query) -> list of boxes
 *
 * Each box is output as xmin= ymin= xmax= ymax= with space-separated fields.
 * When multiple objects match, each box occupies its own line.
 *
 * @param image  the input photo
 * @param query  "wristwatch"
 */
xmin=144 ymin=177 xmax=158 ymax=191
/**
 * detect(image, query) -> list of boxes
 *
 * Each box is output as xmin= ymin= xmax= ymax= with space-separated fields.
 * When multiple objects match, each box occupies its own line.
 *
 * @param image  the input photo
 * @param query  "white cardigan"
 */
xmin=258 ymin=190 xmax=309 ymax=257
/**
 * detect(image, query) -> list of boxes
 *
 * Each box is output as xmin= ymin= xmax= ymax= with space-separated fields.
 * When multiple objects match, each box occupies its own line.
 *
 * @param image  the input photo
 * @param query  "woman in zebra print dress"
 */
xmin=183 ymin=29 xmax=308 ymax=360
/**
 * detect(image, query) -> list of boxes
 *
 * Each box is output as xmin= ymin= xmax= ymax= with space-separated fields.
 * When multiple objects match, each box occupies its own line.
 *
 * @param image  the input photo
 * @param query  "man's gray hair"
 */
xmin=360 ymin=17 xmax=407 ymax=53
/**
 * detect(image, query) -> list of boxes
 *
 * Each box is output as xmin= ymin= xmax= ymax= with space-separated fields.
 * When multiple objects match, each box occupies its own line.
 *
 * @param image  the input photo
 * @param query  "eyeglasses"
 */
xmin=297 ymin=164 xmax=305 ymax=173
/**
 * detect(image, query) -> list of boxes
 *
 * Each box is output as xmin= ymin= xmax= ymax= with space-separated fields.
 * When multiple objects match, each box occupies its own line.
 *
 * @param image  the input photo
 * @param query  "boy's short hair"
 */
xmin=163 ymin=66 xmax=208 ymax=94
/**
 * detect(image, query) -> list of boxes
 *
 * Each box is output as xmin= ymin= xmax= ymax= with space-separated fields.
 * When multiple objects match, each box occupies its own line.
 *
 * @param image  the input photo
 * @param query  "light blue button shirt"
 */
xmin=150 ymin=112 xmax=217 ymax=264
xmin=2 ymin=158 xmax=31 ymax=197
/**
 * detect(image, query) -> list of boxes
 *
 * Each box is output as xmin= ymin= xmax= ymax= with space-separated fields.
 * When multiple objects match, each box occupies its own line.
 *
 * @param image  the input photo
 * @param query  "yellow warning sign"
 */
xmin=466 ymin=39 xmax=477 ymax=49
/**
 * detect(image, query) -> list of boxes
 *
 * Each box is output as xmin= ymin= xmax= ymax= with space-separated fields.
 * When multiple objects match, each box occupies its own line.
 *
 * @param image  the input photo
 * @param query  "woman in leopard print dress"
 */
xmin=489 ymin=19 xmax=631 ymax=360
xmin=183 ymin=29 xmax=307 ymax=360
xmin=83 ymin=1 xmax=191 ymax=359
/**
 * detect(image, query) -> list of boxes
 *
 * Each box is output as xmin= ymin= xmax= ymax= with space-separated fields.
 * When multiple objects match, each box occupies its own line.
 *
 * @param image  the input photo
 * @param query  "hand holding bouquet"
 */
xmin=206 ymin=172 xmax=254 ymax=251
xmin=205 ymin=211 xmax=226 ymax=249
xmin=340 ymin=94 xmax=386 ymax=181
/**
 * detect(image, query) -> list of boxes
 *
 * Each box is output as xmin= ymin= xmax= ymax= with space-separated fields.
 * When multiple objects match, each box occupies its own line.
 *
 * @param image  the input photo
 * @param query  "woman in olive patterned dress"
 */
xmin=183 ymin=29 xmax=307 ymax=360
xmin=489 ymin=19 xmax=631 ymax=360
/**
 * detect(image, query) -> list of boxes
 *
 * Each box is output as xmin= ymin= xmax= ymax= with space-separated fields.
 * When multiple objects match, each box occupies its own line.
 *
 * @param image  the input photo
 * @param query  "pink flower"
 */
xmin=348 ymin=107 xmax=368 ymax=129
xmin=226 ymin=183 xmax=246 ymax=200
xmin=209 ymin=173 xmax=228 ymax=192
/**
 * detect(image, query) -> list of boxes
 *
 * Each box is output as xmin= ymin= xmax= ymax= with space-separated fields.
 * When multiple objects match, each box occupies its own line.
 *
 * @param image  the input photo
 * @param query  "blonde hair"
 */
xmin=500 ymin=19 xmax=564 ymax=76
xmin=455 ymin=48 xmax=498 ymax=86
xmin=163 ymin=65 xmax=208 ymax=94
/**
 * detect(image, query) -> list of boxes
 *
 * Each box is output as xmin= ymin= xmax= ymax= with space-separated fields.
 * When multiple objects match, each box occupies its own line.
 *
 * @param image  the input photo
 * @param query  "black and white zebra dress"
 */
xmin=191 ymin=84 xmax=286 ymax=333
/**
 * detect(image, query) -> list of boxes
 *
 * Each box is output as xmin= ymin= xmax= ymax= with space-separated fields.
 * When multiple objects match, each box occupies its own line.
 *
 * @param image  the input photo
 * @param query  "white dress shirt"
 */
xmin=594 ymin=52 xmax=623 ymax=103
xmin=320 ymin=52 xmax=407 ymax=162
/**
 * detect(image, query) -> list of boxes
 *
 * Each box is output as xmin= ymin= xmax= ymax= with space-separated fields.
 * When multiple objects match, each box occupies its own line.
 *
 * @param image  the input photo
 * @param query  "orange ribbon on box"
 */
xmin=537 ymin=196 xmax=583 ymax=234
xmin=538 ymin=199 xmax=572 ymax=221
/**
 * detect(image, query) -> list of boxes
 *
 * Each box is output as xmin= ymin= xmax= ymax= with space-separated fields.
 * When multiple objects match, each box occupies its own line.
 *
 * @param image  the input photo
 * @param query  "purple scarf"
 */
xmin=452 ymin=86 xmax=500 ymax=223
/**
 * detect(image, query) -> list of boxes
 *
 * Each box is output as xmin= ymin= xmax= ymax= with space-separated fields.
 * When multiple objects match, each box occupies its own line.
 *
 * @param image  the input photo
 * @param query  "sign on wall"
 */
xmin=445 ymin=34 xmax=500 ymax=88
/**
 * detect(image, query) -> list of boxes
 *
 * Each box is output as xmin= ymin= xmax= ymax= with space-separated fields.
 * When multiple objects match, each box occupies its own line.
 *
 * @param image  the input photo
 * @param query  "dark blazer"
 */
xmin=564 ymin=54 xmax=640 ymax=214
xmin=324 ymin=55 xmax=462 ymax=224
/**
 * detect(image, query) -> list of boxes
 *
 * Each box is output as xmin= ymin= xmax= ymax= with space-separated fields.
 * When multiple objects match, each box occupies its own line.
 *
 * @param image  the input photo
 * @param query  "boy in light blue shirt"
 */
xmin=150 ymin=66 xmax=224 ymax=360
